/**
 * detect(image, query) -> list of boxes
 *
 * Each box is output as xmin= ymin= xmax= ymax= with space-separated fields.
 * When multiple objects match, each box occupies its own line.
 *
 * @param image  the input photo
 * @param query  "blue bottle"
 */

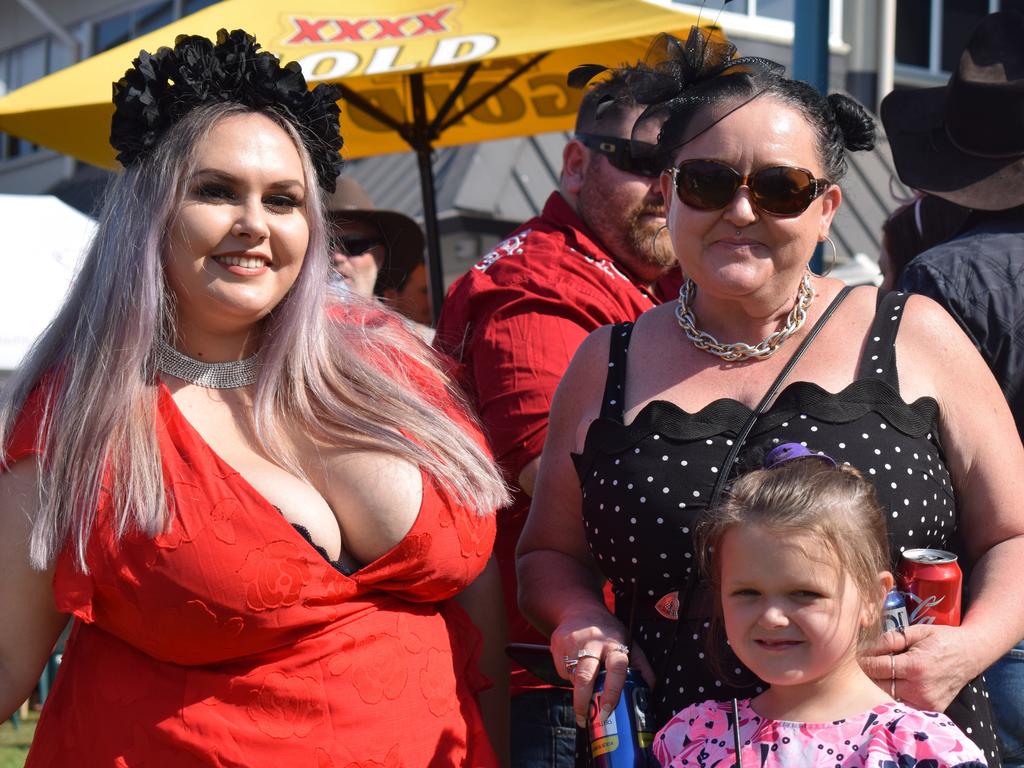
xmin=882 ymin=588 xmax=909 ymax=632
xmin=587 ymin=668 xmax=658 ymax=768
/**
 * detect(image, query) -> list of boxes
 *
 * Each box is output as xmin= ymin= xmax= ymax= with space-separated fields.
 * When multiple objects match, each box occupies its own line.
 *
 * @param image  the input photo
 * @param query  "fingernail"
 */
xmin=576 ymin=716 xmax=586 ymax=728
xmin=599 ymin=706 xmax=611 ymax=721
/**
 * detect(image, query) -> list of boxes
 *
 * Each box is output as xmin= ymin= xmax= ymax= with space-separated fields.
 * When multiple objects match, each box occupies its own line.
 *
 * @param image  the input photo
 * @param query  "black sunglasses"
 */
xmin=338 ymin=236 xmax=386 ymax=255
xmin=668 ymin=159 xmax=831 ymax=217
xmin=575 ymin=133 xmax=662 ymax=178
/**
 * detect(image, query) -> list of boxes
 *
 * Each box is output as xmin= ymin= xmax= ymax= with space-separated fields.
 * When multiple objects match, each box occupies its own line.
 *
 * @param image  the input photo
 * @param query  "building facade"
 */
xmin=0 ymin=0 xmax=1007 ymax=282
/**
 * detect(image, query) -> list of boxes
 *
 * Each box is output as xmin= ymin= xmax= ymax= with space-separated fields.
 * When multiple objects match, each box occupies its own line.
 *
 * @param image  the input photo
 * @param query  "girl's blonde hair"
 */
xmin=0 ymin=101 xmax=509 ymax=570
xmin=696 ymin=457 xmax=891 ymax=657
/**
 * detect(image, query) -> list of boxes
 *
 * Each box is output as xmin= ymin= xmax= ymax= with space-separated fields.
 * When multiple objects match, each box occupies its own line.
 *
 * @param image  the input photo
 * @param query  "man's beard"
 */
xmin=626 ymin=205 xmax=675 ymax=270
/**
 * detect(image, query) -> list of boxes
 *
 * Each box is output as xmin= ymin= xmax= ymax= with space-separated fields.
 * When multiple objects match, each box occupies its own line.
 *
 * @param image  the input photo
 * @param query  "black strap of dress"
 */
xmin=600 ymin=322 xmax=635 ymax=420
xmin=856 ymin=290 xmax=910 ymax=390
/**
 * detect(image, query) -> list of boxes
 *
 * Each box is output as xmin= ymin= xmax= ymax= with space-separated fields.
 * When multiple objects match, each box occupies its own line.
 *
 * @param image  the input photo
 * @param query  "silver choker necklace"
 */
xmin=158 ymin=341 xmax=258 ymax=388
xmin=675 ymin=273 xmax=815 ymax=361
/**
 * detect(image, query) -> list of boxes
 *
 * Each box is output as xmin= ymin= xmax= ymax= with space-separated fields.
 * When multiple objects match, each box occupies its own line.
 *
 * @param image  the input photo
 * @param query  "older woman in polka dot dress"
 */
xmin=516 ymin=31 xmax=1024 ymax=767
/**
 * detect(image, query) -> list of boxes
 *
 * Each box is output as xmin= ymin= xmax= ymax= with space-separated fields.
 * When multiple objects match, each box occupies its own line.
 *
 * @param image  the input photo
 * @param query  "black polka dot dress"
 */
xmin=571 ymin=292 xmax=1001 ymax=766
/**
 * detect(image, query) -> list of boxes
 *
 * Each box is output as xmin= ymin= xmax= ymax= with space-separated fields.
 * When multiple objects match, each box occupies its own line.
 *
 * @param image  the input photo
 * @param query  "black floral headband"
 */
xmin=110 ymin=29 xmax=344 ymax=193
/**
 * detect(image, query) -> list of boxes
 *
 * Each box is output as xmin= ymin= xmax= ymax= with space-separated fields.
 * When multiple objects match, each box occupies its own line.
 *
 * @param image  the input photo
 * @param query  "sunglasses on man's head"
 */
xmin=338 ymin=236 xmax=386 ymax=255
xmin=574 ymin=133 xmax=663 ymax=178
xmin=668 ymin=159 xmax=831 ymax=217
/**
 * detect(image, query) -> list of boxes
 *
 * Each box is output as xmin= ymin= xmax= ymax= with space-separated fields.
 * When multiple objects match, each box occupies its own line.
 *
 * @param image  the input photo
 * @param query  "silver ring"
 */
xmin=577 ymin=649 xmax=601 ymax=661
xmin=609 ymin=643 xmax=630 ymax=656
xmin=564 ymin=657 xmax=579 ymax=675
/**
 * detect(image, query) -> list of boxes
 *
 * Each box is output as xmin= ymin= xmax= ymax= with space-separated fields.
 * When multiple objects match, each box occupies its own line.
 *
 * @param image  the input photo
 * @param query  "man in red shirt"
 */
xmin=435 ymin=67 xmax=680 ymax=768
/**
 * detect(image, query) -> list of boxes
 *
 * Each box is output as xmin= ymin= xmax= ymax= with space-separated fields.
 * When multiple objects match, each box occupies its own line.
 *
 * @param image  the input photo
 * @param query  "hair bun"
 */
xmin=828 ymin=93 xmax=876 ymax=153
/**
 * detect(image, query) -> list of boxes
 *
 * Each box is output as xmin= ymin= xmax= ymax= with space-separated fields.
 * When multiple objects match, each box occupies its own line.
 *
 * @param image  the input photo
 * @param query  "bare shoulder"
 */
xmin=816 ymin=282 xmax=880 ymax=336
xmin=0 ymin=458 xmax=48 ymax=573
xmin=0 ymin=456 xmax=68 ymax=719
xmin=0 ymin=456 xmax=58 ymax=596
xmin=896 ymin=292 xmax=991 ymax=401
xmin=0 ymin=457 xmax=43 ymax=524
xmin=897 ymin=292 xmax=969 ymax=348
xmin=547 ymin=323 xmax=620 ymax=453
xmin=560 ymin=323 xmax=616 ymax=394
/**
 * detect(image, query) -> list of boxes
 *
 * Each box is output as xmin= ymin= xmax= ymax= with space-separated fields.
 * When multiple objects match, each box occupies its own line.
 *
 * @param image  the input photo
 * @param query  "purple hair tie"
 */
xmin=763 ymin=442 xmax=837 ymax=470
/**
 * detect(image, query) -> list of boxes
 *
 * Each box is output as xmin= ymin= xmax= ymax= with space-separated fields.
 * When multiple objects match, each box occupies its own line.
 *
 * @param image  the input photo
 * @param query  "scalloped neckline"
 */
xmin=610 ymin=376 xmax=938 ymax=429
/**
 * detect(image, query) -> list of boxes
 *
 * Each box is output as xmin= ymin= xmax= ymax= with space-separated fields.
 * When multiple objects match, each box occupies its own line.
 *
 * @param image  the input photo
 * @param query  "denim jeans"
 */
xmin=989 ymin=641 xmax=1024 ymax=767
xmin=511 ymin=689 xmax=580 ymax=768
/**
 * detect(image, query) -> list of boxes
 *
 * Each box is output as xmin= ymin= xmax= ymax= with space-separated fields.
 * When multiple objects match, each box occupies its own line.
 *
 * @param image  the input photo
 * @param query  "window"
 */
xmin=757 ymin=0 xmax=797 ymax=21
xmin=670 ymin=0 xmax=844 ymax=45
xmin=896 ymin=0 xmax=1018 ymax=74
xmin=91 ymin=0 xmax=217 ymax=55
xmin=1 ymin=0 xmax=219 ymax=164
xmin=0 ymin=39 xmax=48 ymax=159
xmin=182 ymin=0 xmax=220 ymax=16
xmin=895 ymin=0 xmax=931 ymax=68
xmin=674 ymin=0 xmax=795 ymax=21
xmin=93 ymin=2 xmax=173 ymax=54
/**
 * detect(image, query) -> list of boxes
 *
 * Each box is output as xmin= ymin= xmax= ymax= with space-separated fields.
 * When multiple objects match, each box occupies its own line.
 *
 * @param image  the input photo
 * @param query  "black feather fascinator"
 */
xmin=569 ymin=27 xmax=784 ymax=166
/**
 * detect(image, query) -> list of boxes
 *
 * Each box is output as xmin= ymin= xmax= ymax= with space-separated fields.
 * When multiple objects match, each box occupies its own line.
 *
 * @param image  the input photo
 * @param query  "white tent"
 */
xmin=0 ymin=194 xmax=94 ymax=371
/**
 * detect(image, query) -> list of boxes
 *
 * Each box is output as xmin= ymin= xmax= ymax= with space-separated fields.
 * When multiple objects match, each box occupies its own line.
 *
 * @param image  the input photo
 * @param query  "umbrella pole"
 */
xmin=409 ymin=73 xmax=445 ymax=325
xmin=416 ymin=144 xmax=444 ymax=325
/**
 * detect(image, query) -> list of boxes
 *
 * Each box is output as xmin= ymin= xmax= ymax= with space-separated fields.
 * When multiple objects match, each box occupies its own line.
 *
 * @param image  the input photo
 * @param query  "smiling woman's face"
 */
xmin=660 ymin=96 xmax=841 ymax=306
xmin=164 ymin=111 xmax=310 ymax=343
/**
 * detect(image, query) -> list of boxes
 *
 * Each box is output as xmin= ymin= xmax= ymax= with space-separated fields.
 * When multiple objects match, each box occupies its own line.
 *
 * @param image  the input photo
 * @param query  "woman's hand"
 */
xmin=549 ymin=608 xmax=655 ymax=727
xmin=860 ymin=624 xmax=976 ymax=712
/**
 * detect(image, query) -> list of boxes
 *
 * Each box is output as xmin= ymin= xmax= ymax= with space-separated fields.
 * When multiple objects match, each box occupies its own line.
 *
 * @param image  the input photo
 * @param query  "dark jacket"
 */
xmin=898 ymin=209 xmax=1024 ymax=438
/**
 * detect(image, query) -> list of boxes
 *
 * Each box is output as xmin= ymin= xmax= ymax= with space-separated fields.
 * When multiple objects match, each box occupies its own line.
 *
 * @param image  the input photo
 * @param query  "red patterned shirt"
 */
xmin=435 ymin=191 xmax=678 ymax=692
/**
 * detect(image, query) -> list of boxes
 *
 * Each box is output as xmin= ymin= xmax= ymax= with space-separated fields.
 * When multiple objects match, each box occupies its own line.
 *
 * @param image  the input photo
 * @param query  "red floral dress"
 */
xmin=10 ymin=384 xmax=497 ymax=767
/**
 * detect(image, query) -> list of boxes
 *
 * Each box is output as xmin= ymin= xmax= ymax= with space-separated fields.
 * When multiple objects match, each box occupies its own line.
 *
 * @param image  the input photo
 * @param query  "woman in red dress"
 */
xmin=0 ymin=29 xmax=509 ymax=767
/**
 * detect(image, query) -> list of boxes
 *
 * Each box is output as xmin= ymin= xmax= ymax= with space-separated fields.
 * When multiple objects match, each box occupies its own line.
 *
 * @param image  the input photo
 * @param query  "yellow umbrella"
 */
xmin=0 ymin=0 xmax=708 ymax=317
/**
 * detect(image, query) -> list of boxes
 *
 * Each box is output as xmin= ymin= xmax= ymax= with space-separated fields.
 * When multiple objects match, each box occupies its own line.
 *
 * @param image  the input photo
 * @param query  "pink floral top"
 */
xmin=655 ymin=699 xmax=987 ymax=768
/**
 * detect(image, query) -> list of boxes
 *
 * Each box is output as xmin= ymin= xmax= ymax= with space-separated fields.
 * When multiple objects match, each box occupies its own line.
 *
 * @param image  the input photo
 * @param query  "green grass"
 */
xmin=0 ymin=710 xmax=37 ymax=768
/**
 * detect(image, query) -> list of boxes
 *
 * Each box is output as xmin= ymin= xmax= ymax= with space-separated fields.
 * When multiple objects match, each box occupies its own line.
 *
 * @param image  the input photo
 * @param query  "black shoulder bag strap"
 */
xmin=706 ymin=284 xmax=854 ymax=506
xmin=648 ymin=284 xmax=854 ymax=683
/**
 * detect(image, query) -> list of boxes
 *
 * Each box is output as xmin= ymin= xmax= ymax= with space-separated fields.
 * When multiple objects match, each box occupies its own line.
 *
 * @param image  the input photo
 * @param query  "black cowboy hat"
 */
xmin=880 ymin=11 xmax=1024 ymax=211
xmin=326 ymin=177 xmax=426 ymax=292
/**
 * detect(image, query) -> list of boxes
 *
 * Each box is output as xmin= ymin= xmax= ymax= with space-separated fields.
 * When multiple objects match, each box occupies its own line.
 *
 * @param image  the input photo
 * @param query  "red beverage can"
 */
xmin=897 ymin=548 xmax=962 ymax=626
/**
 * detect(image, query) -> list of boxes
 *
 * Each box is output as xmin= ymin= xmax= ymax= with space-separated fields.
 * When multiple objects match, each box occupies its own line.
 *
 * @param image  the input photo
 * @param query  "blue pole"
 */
xmin=793 ymin=0 xmax=830 ymax=274
xmin=793 ymin=0 xmax=830 ymax=92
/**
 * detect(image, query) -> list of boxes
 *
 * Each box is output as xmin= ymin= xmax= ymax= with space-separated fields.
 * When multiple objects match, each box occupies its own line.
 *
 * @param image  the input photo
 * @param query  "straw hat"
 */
xmin=325 ymin=177 xmax=425 ymax=291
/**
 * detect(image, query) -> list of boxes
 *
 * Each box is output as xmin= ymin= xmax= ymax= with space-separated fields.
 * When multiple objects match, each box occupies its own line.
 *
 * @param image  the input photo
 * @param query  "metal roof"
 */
xmin=338 ymin=132 xmax=567 ymax=226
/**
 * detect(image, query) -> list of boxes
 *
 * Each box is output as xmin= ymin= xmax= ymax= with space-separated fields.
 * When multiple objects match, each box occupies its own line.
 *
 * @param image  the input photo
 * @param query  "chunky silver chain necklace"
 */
xmin=675 ymin=273 xmax=815 ymax=362
xmin=158 ymin=341 xmax=258 ymax=388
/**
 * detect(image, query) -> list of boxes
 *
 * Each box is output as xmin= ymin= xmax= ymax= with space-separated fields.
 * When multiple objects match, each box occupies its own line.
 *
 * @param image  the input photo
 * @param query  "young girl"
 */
xmin=654 ymin=444 xmax=987 ymax=768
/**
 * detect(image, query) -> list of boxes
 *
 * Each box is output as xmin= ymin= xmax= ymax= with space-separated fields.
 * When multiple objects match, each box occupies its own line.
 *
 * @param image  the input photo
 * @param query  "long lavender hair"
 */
xmin=0 ymin=102 xmax=508 ymax=570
